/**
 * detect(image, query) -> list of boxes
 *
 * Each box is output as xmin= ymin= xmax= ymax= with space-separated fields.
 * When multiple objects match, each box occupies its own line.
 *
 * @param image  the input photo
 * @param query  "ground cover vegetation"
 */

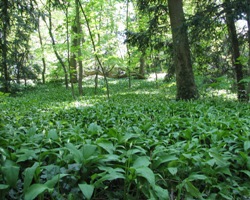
xmin=1 ymin=0 xmax=250 ymax=199
xmin=0 ymin=78 xmax=250 ymax=199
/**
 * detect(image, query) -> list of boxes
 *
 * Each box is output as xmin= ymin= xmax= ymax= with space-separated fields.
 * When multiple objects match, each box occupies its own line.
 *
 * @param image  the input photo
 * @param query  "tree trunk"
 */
xmin=70 ymin=24 xmax=78 ymax=83
xmin=79 ymin=1 xmax=110 ymax=99
xmin=139 ymin=52 xmax=146 ymax=79
xmin=76 ymin=0 xmax=83 ymax=96
xmin=168 ymin=0 xmax=198 ymax=100
xmin=46 ymin=0 xmax=68 ymax=88
xmin=225 ymin=0 xmax=247 ymax=101
xmin=1 ymin=0 xmax=10 ymax=92
xmin=38 ymin=17 xmax=46 ymax=84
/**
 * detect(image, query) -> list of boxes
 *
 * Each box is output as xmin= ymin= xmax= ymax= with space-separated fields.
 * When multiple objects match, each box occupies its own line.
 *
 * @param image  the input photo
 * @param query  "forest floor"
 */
xmin=0 ymin=75 xmax=250 ymax=200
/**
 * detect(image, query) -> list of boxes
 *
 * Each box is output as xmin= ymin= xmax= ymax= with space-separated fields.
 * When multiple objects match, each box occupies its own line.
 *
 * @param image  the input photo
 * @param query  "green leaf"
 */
xmin=241 ymin=170 xmax=250 ymax=178
xmin=24 ymin=184 xmax=48 ymax=200
xmin=24 ymin=162 xmax=39 ymax=192
xmin=97 ymin=141 xmax=114 ymax=154
xmin=45 ymin=174 xmax=68 ymax=188
xmin=88 ymin=123 xmax=102 ymax=135
xmin=47 ymin=129 xmax=59 ymax=140
xmin=16 ymin=149 xmax=38 ymax=163
xmin=154 ymin=154 xmax=178 ymax=168
xmin=209 ymin=151 xmax=228 ymax=167
xmin=216 ymin=167 xmax=232 ymax=176
xmin=153 ymin=185 xmax=169 ymax=199
xmin=0 ymin=184 xmax=9 ymax=190
xmin=244 ymin=141 xmax=250 ymax=152
xmin=186 ymin=173 xmax=208 ymax=182
xmin=133 ymin=156 xmax=150 ymax=168
xmin=79 ymin=183 xmax=94 ymax=200
xmin=66 ymin=143 xmax=83 ymax=163
xmin=167 ymin=167 xmax=178 ymax=175
xmin=135 ymin=167 xmax=155 ymax=186
xmin=82 ymin=144 xmax=97 ymax=160
xmin=1 ymin=166 xmax=20 ymax=188
xmin=98 ymin=166 xmax=125 ymax=182
xmin=185 ymin=181 xmax=202 ymax=199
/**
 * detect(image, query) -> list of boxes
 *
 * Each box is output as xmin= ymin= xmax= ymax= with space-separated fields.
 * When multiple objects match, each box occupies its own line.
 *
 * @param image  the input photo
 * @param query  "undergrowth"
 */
xmin=0 ymin=77 xmax=250 ymax=200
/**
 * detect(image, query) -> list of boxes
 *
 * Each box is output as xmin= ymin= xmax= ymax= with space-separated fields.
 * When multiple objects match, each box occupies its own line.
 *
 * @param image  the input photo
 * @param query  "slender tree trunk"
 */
xmin=126 ymin=0 xmax=132 ymax=88
xmin=225 ymin=0 xmax=247 ymax=101
xmin=70 ymin=23 xmax=78 ymax=83
xmin=46 ymin=0 xmax=68 ymax=88
xmin=168 ymin=0 xmax=198 ymax=100
xmin=38 ymin=17 xmax=46 ymax=84
xmin=78 ymin=0 xmax=110 ymax=99
xmin=76 ymin=0 xmax=83 ymax=96
xmin=1 ymin=0 xmax=10 ymax=92
xmin=65 ymin=2 xmax=75 ymax=99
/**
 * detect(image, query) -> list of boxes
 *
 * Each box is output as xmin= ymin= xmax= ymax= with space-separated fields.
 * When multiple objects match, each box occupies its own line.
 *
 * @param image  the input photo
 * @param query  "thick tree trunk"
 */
xmin=225 ymin=0 xmax=247 ymax=101
xmin=168 ymin=0 xmax=198 ymax=100
xmin=1 ymin=0 xmax=10 ymax=92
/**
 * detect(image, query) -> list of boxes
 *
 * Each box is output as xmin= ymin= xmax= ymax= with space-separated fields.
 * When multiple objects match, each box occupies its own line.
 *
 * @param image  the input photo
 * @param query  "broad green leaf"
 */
xmin=154 ymin=154 xmax=178 ymax=168
xmin=241 ymin=170 xmax=250 ymax=177
xmin=47 ymin=129 xmax=58 ymax=140
xmin=16 ymin=149 xmax=38 ymax=163
xmin=97 ymin=166 xmax=125 ymax=182
xmin=186 ymin=173 xmax=208 ymax=182
xmin=103 ymin=154 xmax=120 ymax=162
xmin=45 ymin=174 xmax=68 ymax=188
xmin=79 ymin=183 xmax=94 ymax=200
xmin=88 ymin=123 xmax=102 ymax=135
xmin=135 ymin=167 xmax=155 ymax=186
xmin=82 ymin=144 xmax=97 ymax=160
xmin=1 ymin=166 xmax=20 ymax=188
xmin=24 ymin=184 xmax=48 ymax=200
xmin=97 ymin=141 xmax=114 ymax=154
xmin=185 ymin=181 xmax=202 ymax=199
xmin=244 ymin=141 xmax=250 ymax=152
xmin=0 ymin=184 xmax=9 ymax=190
xmin=66 ymin=143 xmax=83 ymax=163
xmin=209 ymin=151 xmax=228 ymax=167
xmin=219 ymin=191 xmax=232 ymax=200
xmin=153 ymin=185 xmax=169 ymax=199
xmin=167 ymin=167 xmax=178 ymax=175
xmin=24 ymin=162 xmax=39 ymax=192
xmin=216 ymin=167 xmax=232 ymax=176
xmin=120 ymin=133 xmax=139 ymax=143
xmin=133 ymin=156 xmax=150 ymax=168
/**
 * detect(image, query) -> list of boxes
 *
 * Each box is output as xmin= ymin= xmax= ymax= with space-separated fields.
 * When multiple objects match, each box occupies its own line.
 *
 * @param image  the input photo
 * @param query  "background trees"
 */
xmin=0 ymin=0 xmax=249 ymax=100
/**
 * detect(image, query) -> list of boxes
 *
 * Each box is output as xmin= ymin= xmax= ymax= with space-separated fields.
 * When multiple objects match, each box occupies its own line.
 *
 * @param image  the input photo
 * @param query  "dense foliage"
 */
xmin=1 ymin=78 xmax=250 ymax=199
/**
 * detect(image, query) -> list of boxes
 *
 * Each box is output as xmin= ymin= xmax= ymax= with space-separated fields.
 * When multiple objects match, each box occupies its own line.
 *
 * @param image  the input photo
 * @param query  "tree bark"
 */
xmin=70 ymin=23 xmax=78 ymax=83
xmin=76 ymin=0 xmax=83 ymax=96
xmin=168 ymin=0 xmax=198 ymax=100
xmin=38 ymin=17 xmax=46 ymax=84
xmin=139 ymin=52 xmax=146 ymax=79
xmin=1 ymin=0 xmax=10 ymax=92
xmin=46 ymin=0 xmax=68 ymax=88
xmin=225 ymin=0 xmax=247 ymax=101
